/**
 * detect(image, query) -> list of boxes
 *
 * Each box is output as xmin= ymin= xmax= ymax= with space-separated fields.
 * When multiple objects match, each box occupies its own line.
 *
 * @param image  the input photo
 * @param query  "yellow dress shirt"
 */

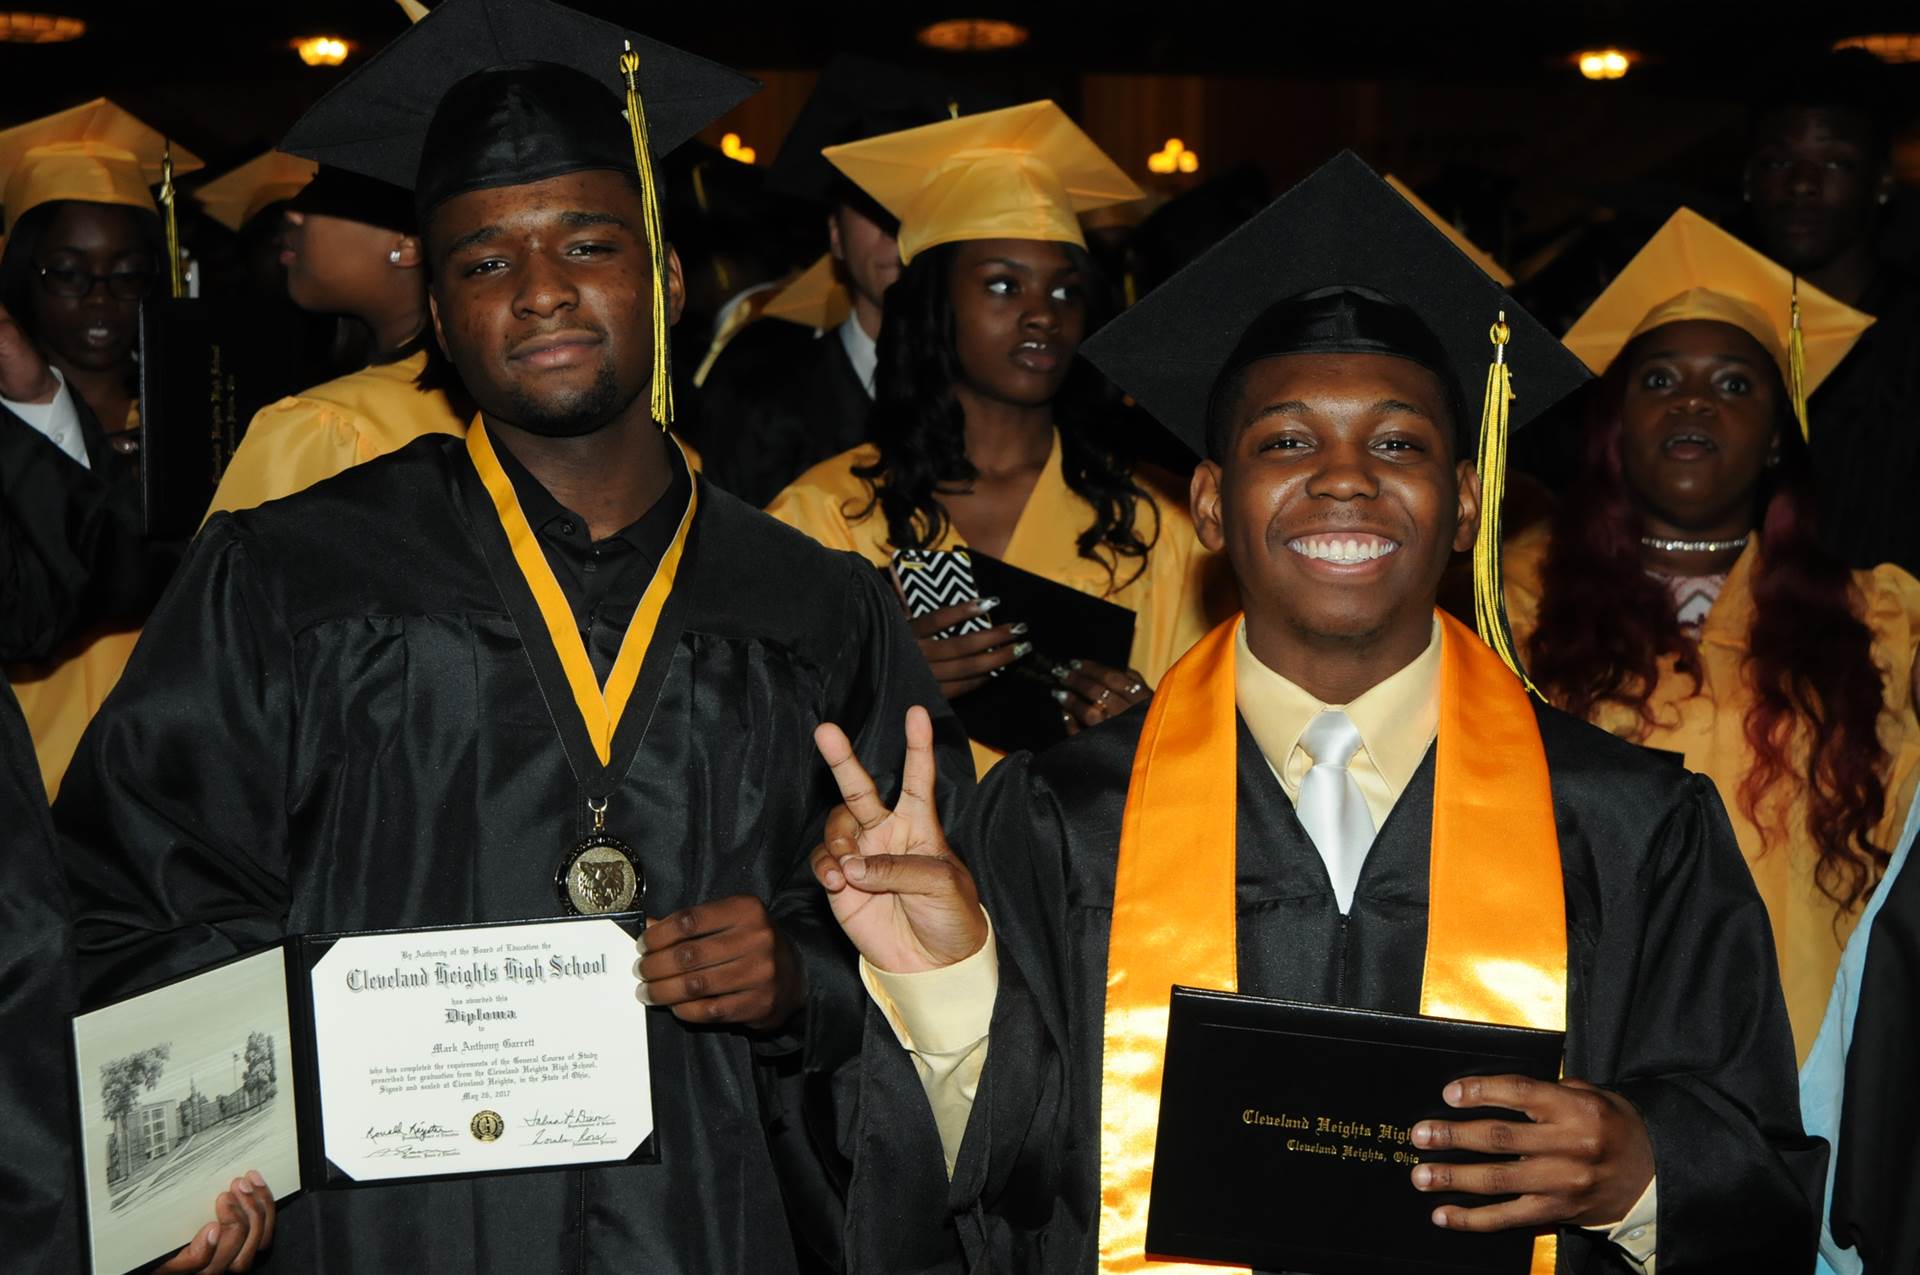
xmin=1234 ymin=616 xmax=1442 ymax=833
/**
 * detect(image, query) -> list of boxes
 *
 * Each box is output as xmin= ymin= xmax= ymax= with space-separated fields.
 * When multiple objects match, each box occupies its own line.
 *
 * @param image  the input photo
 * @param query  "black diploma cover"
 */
xmin=924 ymin=551 xmax=1136 ymax=754
xmin=137 ymin=297 xmax=245 ymax=540
xmin=1146 ymin=986 xmax=1566 ymax=1275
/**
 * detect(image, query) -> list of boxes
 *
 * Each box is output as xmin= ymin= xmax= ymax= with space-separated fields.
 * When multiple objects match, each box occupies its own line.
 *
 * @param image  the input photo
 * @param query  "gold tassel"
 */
xmin=160 ymin=143 xmax=185 ymax=299
xmin=1788 ymin=277 xmax=1810 ymax=442
xmin=1472 ymin=313 xmax=1538 ymax=695
xmin=619 ymin=39 xmax=674 ymax=429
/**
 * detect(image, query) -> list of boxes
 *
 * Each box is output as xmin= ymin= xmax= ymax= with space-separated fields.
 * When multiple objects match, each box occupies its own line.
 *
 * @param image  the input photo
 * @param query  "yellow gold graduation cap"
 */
xmin=0 ymin=98 xmax=203 ymax=230
xmin=761 ymin=254 xmax=853 ymax=330
xmin=194 ymin=151 xmax=317 ymax=232
xmin=824 ymin=100 xmax=1143 ymax=264
xmin=1562 ymin=208 xmax=1873 ymax=438
xmin=1384 ymin=175 xmax=1514 ymax=287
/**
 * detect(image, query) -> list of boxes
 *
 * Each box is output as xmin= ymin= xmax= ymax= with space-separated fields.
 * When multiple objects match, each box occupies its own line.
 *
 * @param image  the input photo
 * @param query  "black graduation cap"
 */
xmin=286 ymin=166 xmax=418 ymax=235
xmin=278 ymin=0 xmax=758 ymax=210
xmin=1080 ymin=150 xmax=1588 ymax=461
xmin=1081 ymin=150 xmax=1590 ymax=688
xmin=765 ymin=53 xmax=1008 ymax=206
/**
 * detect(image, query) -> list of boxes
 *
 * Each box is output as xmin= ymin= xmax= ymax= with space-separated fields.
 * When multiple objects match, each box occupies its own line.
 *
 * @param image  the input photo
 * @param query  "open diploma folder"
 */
xmin=1146 ymin=987 xmax=1566 ymax=1275
xmin=68 ymin=915 xmax=653 ymax=1275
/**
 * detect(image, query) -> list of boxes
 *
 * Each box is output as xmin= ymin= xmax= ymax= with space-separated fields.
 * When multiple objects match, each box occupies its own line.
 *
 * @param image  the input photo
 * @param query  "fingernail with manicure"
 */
xmin=1068 ymin=658 xmax=1084 ymax=670
xmin=1050 ymin=688 xmax=1069 ymax=703
xmin=1009 ymin=622 xmax=1030 ymax=636
xmin=1012 ymin=642 xmax=1034 ymax=659
xmin=975 ymin=596 xmax=1001 ymax=612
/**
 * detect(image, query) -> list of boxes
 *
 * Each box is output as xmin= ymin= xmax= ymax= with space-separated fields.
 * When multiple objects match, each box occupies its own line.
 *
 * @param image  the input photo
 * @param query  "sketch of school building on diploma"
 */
xmin=102 ymin=1029 xmax=280 ymax=1208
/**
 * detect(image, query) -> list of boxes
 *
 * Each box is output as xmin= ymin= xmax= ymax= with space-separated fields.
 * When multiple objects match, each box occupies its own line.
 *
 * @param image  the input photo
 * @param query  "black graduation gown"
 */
xmin=56 ymin=434 xmax=964 ymax=1275
xmin=1828 ymin=841 xmax=1920 ymax=1272
xmin=1808 ymin=266 xmax=1920 ymax=576
xmin=838 ymin=705 xmax=1825 ymax=1275
xmin=0 ymin=406 xmax=172 ymax=1275
xmin=694 ymin=321 xmax=873 ymax=508
xmin=0 ymin=675 xmax=77 ymax=1275
xmin=0 ymin=403 xmax=159 ymax=660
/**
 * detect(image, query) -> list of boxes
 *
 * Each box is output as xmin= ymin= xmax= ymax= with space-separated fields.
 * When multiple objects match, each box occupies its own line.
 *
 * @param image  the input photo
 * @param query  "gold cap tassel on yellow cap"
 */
xmin=1472 ymin=313 xmax=1538 ymax=695
xmin=1788 ymin=277 xmax=1811 ymax=442
xmin=619 ymin=39 xmax=674 ymax=429
xmin=159 ymin=142 xmax=184 ymax=299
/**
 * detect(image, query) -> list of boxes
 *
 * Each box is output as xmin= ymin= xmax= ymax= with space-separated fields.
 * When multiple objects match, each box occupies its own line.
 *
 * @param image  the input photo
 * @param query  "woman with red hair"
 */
xmin=1505 ymin=210 xmax=1920 ymax=1062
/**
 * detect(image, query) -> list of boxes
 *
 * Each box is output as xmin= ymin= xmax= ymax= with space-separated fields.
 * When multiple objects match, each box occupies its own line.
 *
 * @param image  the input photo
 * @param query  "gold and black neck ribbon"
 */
xmin=460 ymin=421 xmax=699 ymax=802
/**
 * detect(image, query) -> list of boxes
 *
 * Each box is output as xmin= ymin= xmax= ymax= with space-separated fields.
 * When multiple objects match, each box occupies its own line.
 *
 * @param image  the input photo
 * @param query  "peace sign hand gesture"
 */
xmin=810 ymin=706 xmax=989 ymax=974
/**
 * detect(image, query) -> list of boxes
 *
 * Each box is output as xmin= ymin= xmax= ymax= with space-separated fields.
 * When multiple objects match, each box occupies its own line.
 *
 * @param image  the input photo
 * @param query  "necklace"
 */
xmin=1641 ymin=534 xmax=1749 ymax=554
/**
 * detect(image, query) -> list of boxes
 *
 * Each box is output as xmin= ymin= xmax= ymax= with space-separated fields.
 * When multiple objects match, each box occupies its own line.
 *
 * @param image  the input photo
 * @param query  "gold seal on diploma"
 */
xmin=557 ymin=836 xmax=645 ymax=915
xmin=471 ymin=1110 xmax=505 ymax=1142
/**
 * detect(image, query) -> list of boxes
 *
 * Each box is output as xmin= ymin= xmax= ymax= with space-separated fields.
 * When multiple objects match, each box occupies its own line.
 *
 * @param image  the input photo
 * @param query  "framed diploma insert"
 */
xmin=1145 ymin=986 xmax=1565 ymax=1275
xmin=70 ymin=915 xmax=651 ymax=1275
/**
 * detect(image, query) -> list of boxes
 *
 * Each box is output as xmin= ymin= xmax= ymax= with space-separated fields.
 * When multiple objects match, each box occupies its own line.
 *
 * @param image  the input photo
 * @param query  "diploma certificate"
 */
xmin=306 ymin=917 xmax=652 ymax=1181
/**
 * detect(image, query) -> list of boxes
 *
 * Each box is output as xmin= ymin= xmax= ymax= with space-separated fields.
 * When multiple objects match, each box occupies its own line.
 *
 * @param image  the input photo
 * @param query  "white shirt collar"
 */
xmin=837 ymin=314 xmax=878 ymax=398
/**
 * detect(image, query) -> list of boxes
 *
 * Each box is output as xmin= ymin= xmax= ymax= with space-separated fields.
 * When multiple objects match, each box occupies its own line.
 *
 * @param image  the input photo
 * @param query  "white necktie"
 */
xmin=1295 ymin=709 xmax=1376 ymax=914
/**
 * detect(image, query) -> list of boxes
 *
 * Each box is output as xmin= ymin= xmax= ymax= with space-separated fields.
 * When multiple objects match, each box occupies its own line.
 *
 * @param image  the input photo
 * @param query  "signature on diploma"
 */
xmin=365 ymin=1121 xmax=460 ymax=1144
xmin=524 ymin=1109 xmax=618 ymax=1148
xmin=364 ymin=1145 xmax=463 ymax=1160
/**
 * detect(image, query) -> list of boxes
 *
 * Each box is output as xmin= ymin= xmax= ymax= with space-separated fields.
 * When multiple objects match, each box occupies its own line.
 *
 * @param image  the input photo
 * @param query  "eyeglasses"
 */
xmin=34 ymin=262 xmax=157 ymax=301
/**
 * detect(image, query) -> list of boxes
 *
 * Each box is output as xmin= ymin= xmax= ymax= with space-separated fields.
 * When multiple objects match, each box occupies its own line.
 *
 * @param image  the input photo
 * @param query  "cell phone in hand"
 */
xmin=891 ymin=548 xmax=991 ymax=639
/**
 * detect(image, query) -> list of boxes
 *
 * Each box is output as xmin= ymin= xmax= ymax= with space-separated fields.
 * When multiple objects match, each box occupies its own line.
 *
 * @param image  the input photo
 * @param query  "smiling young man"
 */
xmin=808 ymin=154 xmax=1822 ymax=1274
xmin=51 ymin=2 xmax=961 ymax=1272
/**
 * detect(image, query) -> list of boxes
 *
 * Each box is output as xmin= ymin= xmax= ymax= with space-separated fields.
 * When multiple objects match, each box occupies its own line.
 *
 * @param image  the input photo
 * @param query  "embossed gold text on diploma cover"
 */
xmin=305 ymin=917 xmax=652 ymax=1181
xmin=1146 ymin=987 xmax=1564 ymax=1275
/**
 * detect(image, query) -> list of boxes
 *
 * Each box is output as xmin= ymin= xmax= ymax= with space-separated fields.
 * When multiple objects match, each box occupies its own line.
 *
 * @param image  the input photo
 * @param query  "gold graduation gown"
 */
xmin=1504 ymin=524 xmax=1920 ymax=1062
xmin=766 ymin=435 xmax=1234 ymax=774
xmin=207 ymin=351 xmax=466 ymax=517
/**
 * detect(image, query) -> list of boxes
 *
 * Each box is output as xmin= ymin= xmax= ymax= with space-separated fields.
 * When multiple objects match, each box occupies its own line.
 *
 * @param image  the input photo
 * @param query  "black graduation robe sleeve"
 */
xmin=0 ymin=406 xmax=157 ymax=662
xmin=761 ymin=559 xmax=975 ymax=1272
xmin=1589 ymin=773 xmax=1827 ymax=1271
xmin=58 ymin=515 xmax=296 ymax=1001
xmin=836 ymin=744 xmax=1084 ymax=1275
xmin=0 ymin=677 xmax=81 ymax=1275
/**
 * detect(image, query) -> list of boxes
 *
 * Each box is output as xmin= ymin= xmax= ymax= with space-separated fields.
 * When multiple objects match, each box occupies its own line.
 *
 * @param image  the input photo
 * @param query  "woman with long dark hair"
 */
xmin=768 ymin=103 xmax=1231 ymax=773
xmin=1504 ymin=210 xmax=1920 ymax=1060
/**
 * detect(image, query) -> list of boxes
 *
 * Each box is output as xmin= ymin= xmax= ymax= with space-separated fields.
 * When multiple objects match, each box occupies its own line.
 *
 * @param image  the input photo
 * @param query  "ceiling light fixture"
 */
xmin=293 ymin=36 xmax=352 ymax=68
xmin=1574 ymin=48 xmax=1633 ymax=81
xmin=0 ymin=12 xmax=84 ymax=43
xmin=1834 ymin=33 xmax=1920 ymax=63
xmin=916 ymin=18 xmax=1029 ymax=53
